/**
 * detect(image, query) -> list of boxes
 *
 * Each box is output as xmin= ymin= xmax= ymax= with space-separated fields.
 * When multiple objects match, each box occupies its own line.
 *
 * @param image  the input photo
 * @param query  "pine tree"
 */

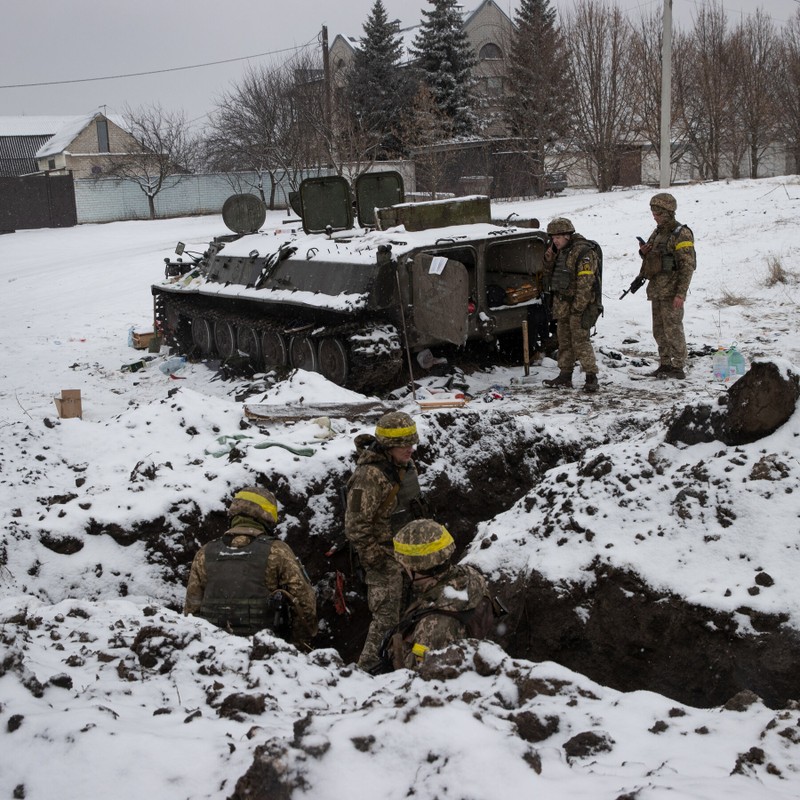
xmin=505 ymin=0 xmax=573 ymax=194
xmin=411 ymin=0 xmax=477 ymax=138
xmin=345 ymin=0 xmax=416 ymax=158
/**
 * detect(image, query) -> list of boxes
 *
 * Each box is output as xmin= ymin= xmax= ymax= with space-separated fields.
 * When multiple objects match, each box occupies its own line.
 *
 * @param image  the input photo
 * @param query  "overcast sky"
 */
xmin=0 ymin=0 xmax=797 ymax=129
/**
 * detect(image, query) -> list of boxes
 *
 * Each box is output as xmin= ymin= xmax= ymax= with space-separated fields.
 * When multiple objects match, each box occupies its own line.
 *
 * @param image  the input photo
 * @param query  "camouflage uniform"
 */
xmin=639 ymin=194 xmax=696 ymax=372
xmin=184 ymin=488 xmax=317 ymax=649
xmin=345 ymin=413 xmax=423 ymax=671
xmin=389 ymin=519 xmax=493 ymax=671
xmin=393 ymin=563 xmax=491 ymax=670
xmin=542 ymin=220 xmax=599 ymax=383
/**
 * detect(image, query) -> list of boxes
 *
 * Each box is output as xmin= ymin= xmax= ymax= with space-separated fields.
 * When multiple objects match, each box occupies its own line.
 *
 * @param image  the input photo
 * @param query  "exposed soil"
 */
xmin=116 ymin=415 xmax=796 ymax=710
xmin=47 ymin=369 xmax=800 ymax=710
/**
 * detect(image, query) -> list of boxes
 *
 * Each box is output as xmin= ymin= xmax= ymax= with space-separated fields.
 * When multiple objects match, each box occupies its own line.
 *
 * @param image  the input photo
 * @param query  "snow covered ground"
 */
xmin=1 ymin=177 xmax=799 ymax=798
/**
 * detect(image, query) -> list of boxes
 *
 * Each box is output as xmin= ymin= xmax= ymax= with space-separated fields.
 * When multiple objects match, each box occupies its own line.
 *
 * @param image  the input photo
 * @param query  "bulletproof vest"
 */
xmin=549 ymin=247 xmax=574 ymax=297
xmin=646 ymin=222 xmax=685 ymax=276
xmin=382 ymin=462 xmax=425 ymax=535
xmin=199 ymin=533 xmax=284 ymax=636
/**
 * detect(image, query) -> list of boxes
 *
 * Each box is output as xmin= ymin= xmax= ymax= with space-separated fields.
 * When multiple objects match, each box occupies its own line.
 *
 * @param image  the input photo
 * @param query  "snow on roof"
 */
xmin=35 ymin=112 xmax=102 ymax=158
xmin=0 ymin=115 xmax=83 ymax=137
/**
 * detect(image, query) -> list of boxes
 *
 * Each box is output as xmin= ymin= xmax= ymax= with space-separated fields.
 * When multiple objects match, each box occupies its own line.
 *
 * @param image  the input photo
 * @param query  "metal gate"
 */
xmin=0 ymin=173 xmax=77 ymax=232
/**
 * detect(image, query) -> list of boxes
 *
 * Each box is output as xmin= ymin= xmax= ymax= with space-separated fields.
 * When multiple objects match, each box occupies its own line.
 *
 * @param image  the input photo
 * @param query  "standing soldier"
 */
xmin=184 ymin=486 xmax=318 ymax=650
xmin=386 ymin=519 xmax=496 ymax=671
xmin=345 ymin=411 xmax=426 ymax=672
xmin=542 ymin=217 xmax=601 ymax=393
xmin=637 ymin=193 xmax=696 ymax=379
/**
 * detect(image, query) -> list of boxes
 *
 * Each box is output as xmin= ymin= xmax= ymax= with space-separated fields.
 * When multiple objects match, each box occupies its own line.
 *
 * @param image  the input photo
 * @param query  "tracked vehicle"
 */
xmin=152 ymin=172 xmax=549 ymax=392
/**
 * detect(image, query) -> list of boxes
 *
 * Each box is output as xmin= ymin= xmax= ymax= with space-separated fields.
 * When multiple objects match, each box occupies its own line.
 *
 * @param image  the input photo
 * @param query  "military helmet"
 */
xmin=650 ymin=192 xmax=677 ymax=213
xmin=228 ymin=486 xmax=279 ymax=526
xmin=546 ymin=217 xmax=575 ymax=235
xmin=393 ymin=518 xmax=455 ymax=572
xmin=375 ymin=411 xmax=419 ymax=448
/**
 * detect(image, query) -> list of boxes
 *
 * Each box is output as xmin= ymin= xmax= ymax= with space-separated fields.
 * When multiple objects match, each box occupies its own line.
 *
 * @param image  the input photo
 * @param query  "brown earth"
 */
xmin=79 ymin=364 xmax=800 ymax=709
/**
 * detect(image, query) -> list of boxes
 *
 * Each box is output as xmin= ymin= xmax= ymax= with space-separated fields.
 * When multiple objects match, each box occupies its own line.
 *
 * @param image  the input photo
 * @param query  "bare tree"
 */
xmin=777 ymin=9 xmax=800 ymax=175
xmin=567 ymin=0 xmax=640 ymax=192
xmin=105 ymin=104 xmax=196 ymax=219
xmin=407 ymin=83 xmax=460 ymax=197
xmin=205 ymin=53 xmax=329 ymax=209
xmin=674 ymin=2 xmax=736 ymax=181
xmin=730 ymin=10 xmax=781 ymax=179
xmin=629 ymin=9 xmax=692 ymax=178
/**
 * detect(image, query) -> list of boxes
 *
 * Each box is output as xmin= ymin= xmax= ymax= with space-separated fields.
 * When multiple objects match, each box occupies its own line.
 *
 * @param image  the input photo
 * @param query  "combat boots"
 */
xmin=583 ymin=373 xmax=599 ymax=393
xmin=543 ymin=370 xmax=573 ymax=388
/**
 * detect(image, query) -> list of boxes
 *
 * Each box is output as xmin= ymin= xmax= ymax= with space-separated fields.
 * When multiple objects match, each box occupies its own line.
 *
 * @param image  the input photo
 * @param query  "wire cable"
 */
xmin=0 ymin=37 xmax=318 ymax=90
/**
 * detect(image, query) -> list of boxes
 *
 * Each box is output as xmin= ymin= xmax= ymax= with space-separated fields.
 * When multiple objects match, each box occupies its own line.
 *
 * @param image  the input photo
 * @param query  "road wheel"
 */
xmin=318 ymin=337 xmax=349 ymax=386
xmin=214 ymin=320 xmax=238 ymax=360
xmin=261 ymin=330 xmax=288 ymax=369
xmin=237 ymin=325 xmax=262 ymax=367
xmin=191 ymin=316 xmax=214 ymax=354
xmin=289 ymin=335 xmax=319 ymax=372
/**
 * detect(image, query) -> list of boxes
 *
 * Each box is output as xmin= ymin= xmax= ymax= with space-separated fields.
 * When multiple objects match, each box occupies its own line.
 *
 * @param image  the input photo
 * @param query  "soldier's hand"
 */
xmin=639 ymin=242 xmax=652 ymax=257
xmin=360 ymin=546 xmax=386 ymax=570
xmin=673 ymin=295 xmax=685 ymax=310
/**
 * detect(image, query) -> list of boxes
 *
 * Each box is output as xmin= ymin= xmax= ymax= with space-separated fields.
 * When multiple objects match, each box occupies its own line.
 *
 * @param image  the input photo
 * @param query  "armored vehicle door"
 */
xmin=355 ymin=171 xmax=404 ymax=227
xmin=409 ymin=253 xmax=469 ymax=346
xmin=222 ymin=194 xmax=267 ymax=234
xmin=299 ymin=176 xmax=354 ymax=234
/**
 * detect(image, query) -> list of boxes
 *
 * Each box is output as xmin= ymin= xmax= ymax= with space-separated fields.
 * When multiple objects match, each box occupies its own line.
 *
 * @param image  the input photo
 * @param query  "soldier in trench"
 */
xmin=184 ymin=486 xmax=318 ymax=649
xmin=384 ymin=518 xmax=497 ymax=671
xmin=344 ymin=411 xmax=428 ymax=672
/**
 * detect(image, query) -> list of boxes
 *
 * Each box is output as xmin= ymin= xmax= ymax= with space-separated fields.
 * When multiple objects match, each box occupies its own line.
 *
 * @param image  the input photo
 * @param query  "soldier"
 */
xmin=386 ymin=519 xmax=495 ymax=671
xmin=637 ymin=192 xmax=696 ymax=379
xmin=184 ymin=486 xmax=317 ymax=650
xmin=345 ymin=411 xmax=426 ymax=672
xmin=541 ymin=217 xmax=601 ymax=393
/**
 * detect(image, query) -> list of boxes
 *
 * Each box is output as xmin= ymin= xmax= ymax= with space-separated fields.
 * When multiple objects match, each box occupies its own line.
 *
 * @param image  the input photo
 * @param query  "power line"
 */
xmin=0 ymin=38 xmax=318 ymax=90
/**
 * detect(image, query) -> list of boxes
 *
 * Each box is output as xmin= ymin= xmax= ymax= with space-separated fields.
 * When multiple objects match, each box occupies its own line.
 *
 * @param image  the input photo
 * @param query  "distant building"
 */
xmin=0 ymin=112 xmax=141 ymax=179
xmin=329 ymin=0 xmax=514 ymax=136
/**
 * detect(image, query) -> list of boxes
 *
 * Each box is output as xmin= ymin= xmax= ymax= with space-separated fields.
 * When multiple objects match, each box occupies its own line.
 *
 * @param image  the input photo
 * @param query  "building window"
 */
xmin=96 ymin=118 xmax=110 ymax=153
xmin=48 ymin=159 xmax=56 ymax=170
xmin=479 ymin=43 xmax=503 ymax=61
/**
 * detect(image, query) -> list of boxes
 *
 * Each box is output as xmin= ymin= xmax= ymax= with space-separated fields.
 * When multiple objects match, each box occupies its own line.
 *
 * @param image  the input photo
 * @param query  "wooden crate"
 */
xmin=132 ymin=331 xmax=156 ymax=350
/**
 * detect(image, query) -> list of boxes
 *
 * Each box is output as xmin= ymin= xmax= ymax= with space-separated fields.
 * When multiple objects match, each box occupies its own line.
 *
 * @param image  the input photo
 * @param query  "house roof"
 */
xmin=0 ymin=116 xmax=83 ymax=137
xmin=35 ymin=112 xmax=102 ymax=158
xmin=0 ymin=133 xmax=51 ymax=177
xmin=0 ymin=112 xmax=127 ymax=176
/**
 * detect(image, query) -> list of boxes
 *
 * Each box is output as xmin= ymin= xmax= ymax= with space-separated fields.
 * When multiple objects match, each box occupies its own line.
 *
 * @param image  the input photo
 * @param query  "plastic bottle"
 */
xmin=727 ymin=346 xmax=747 ymax=378
xmin=712 ymin=348 xmax=729 ymax=381
xmin=127 ymin=326 xmax=135 ymax=347
xmin=159 ymin=356 xmax=187 ymax=375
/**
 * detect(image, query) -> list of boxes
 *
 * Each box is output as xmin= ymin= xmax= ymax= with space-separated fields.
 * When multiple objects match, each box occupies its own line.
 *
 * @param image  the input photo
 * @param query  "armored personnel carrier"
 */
xmin=152 ymin=172 xmax=549 ymax=392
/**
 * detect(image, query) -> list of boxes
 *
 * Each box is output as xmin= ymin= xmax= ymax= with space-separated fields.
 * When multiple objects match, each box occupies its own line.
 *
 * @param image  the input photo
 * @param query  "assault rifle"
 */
xmin=620 ymin=275 xmax=646 ymax=300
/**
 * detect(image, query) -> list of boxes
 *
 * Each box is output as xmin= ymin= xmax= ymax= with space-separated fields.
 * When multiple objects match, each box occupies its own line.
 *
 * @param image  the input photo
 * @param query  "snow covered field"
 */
xmin=1 ymin=177 xmax=799 ymax=798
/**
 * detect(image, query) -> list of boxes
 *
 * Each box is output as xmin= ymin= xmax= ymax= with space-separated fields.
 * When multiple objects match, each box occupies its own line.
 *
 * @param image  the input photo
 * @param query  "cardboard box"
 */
xmin=54 ymin=389 xmax=82 ymax=419
xmin=132 ymin=330 xmax=156 ymax=350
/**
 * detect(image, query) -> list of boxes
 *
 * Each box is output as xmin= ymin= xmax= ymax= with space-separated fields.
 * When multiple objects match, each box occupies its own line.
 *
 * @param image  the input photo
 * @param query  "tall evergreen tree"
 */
xmin=345 ymin=0 xmax=416 ymax=158
xmin=411 ymin=0 xmax=477 ymax=137
xmin=505 ymin=0 xmax=573 ymax=195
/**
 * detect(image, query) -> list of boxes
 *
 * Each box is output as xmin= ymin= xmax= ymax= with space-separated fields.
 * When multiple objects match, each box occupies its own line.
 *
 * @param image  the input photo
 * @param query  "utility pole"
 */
xmin=659 ymin=0 xmax=673 ymax=189
xmin=322 ymin=25 xmax=332 ymax=135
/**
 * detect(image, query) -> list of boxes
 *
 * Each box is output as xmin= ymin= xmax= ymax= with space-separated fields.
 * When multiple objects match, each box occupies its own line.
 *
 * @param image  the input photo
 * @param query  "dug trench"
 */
xmin=87 ymin=394 xmax=800 ymax=710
